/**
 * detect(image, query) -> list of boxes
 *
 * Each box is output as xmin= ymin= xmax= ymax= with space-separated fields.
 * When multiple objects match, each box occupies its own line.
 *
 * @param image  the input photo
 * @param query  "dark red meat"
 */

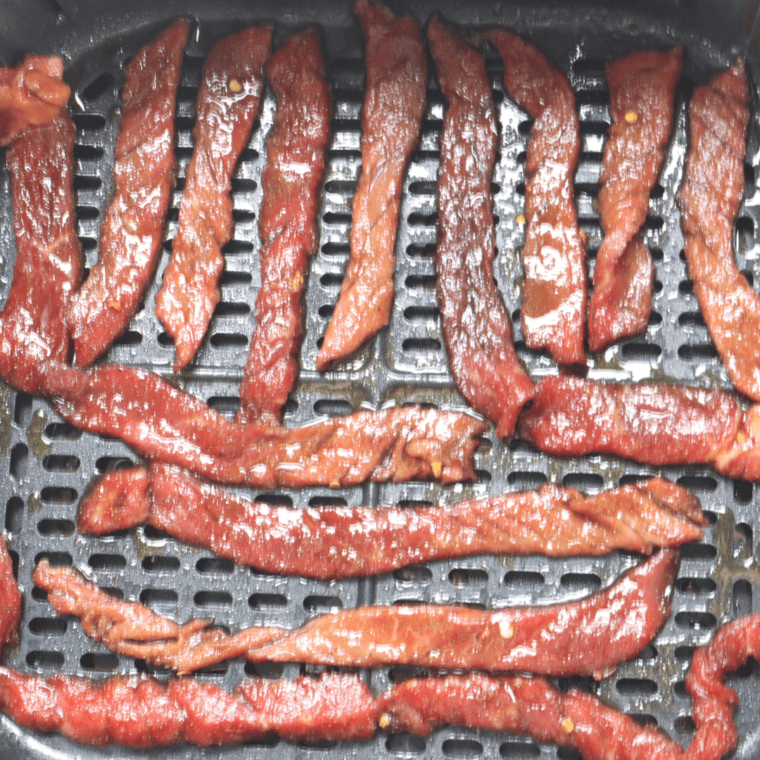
xmin=427 ymin=15 xmax=535 ymax=437
xmin=77 ymin=463 xmax=704 ymax=576
xmin=34 ymin=548 xmax=677 ymax=678
xmin=517 ymin=375 xmax=760 ymax=480
xmin=0 ymin=113 xmax=83 ymax=393
xmin=588 ymin=47 xmax=683 ymax=352
xmin=678 ymin=60 xmax=760 ymax=400
xmin=0 ymin=538 xmax=20 ymax=652
xmin=67 ymin=20 xmax=188 ymax=366
xmin=316 ymin=0 xmax=426 ymax=370
xmin=41 ymin=361 xmax=484 ymax=487
xmin=155 ymin=24 xmax=272 ymax=372
xmin=0 ymin=55 xmax=70 ymax=145
xmin=485 ymin=29 xmax=586 ymax=366
xmin=236 ymin=28 xmax=331 ymax=422
xmin=247 ymin=548 xmax=678 ymax=679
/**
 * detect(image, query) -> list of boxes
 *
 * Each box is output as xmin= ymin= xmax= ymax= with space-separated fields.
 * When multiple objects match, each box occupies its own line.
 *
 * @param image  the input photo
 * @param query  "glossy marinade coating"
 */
xmin=67 ymin=19 xmax=188 ymax=366
xmin=0 ymin=55 xmax=70 ymax=145
xmin=155 ymin=24 xmax=272 ymax=372
xmin=237 ymin=28 xmax=331 ymax=422
xmin=0 ymin=113 xmax=83 ymax=393
xmin=678 ymin=59 xmax=760 ymax=400
xmin=34 ymin=548 xmax=677 ymax=678
xmin=428 ymin=15 xmax=535 ymax=437
xmin=588 ymin=47 xmax=683 ymax=352
xmin=42 ymin=361 xmax=484 ymax=487
xmin=316 ymin=0 xmax=426 ymax=370
xmin=485 ymin=29 xmax=586 ymax=366
xmin=0 ymin=538 xmax=20 ymax=653
xmin=246 ymin=548 xmax=678 ymax=678
xmin=77 ymin=463 xmax=704 ymax=577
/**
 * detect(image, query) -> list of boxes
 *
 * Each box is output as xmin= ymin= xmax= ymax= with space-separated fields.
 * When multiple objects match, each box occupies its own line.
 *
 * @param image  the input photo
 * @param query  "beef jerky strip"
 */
xmin=382 ymin=612 xmax=760 ymax=760
xmin=155 ymin=24 xmax=272 ymax=372
xmin=315 ymin=0 xmax=426 ymax=370
xmin=0 ymin=113 xmax=83 ymax=394
xmin=0 ymin=55 xmax=70 ymax=145
xmin=41 ymin=361 xmax=484 ymax=486
xmin=678 ymin=59 xmax=760 ymax=400
xmin=485 ymin=30 xmax=586 ymax=366
xmin=0 ymin=538 xmax=377 ymax=748
xmin=517 ymin=375 xmax=760 ymax=481
xmin=588 ymin=47 xmax=683 ymax=352
xmin=35 ymin=549 xmax=677 ymax=678
xmin=427 ymin=15 xmax=535 ymax=437
xmin=67 ymin=20 xmax=188 ymax=366
xmin=77 ymin=463 xmax=704 ymax=578
xmin=236 ymin=28 xmax=331 ymax=422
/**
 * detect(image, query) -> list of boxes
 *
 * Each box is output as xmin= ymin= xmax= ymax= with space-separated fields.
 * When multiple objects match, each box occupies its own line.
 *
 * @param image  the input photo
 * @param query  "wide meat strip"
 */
xmin=428 ymin=15 xmax=535 ymax=437
xmin=41 ymin=360 xmax=484 ymax=487
xmin=67 ymin=20 xmax=188 ymax=366
xmin=518 ymin=375 xmax=760 ymax=480
xmin=77 ymin=462 xmax=704 ymax=578
xmin=485 ymin=29 xmax=586 ymax=366
xmin=0 ymin=55 xmax=70 ymax=144
xmin=155 ymin=24 xmax=272 ymax=372
xmin=236 ymin=28 xmax=331 ymax=422
xmin=678 ymin=59 xmax=760 ymax=400
xmin=588 ymin=47 xmax=683 ymax=352
xmin=36 ymin=549 xmax=677 ymax=678
xmin=316 ymin=0 xmax=426 ymax=370
xmin=0 ymin=113 xmax=83 ymax=394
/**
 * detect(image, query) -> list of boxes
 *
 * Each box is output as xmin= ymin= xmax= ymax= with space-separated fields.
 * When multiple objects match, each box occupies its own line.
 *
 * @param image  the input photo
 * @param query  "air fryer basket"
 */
xmin=1 ymin=0 xmax=760 ymax=758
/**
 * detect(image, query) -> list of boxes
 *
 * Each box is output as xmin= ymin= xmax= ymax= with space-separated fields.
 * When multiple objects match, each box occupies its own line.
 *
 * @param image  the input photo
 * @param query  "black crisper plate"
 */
xmin=1 ymin=0 xmax=759 ymax=758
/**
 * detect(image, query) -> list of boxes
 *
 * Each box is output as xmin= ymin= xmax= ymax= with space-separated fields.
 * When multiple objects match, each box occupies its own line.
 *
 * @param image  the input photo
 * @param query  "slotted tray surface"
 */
xmin=1 ymin=1 xmax=760 ymax=758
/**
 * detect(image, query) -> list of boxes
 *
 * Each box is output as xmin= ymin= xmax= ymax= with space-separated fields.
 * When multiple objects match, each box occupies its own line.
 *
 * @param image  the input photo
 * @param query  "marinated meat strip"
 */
xmin=428 ymin=15 xmax=535 ymax=437
xmin=35 ymin=549 xmax=677 ymax=678
xmin=678 ymin=59 xmax=760 ymax=400
xmin=517 ymin=375 xmax=760 ymax=480
xmin=67 ymin=20 xmax=188 ymax=365
xmin=485 ymin=29 xmax=586 ymax=366
xmin=0 ymin=55 xmax=70 ymax=144
xmin=315 ymin=0 xmax=426 ymax=371
xmin=77 ymin=463 xmax=704 ymax=577
xmin=0 ymin=538 xmax=20 ymax=653
xmin=41 ymin=361 xmax=484 ymax=487
xmin=236 ymin=28 xmax=331 ymax=422
xmin=155 ymin=24 xmax=272 ymax=372
xmin=382 ymin=612 xmax=760 ymax=760
xmin=0 ymin=113 xmax=83 ymax=394
xmin=588 ymin=47 xmax=683 ymax=352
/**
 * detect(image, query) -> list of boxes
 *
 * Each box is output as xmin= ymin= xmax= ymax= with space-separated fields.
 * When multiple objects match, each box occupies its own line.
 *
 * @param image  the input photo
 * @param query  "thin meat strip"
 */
xmin=236 ymin=28 xmax=331 ymax=422
xmin=41 ymin=361 xmax=484 ymax=487
xmin=155 ymin=24 xmax=272 ymax=372
xmin=428 ymin=15 xmax=535 ymax=437
xmin=35 ymin=549 xmax=678 ymax=679
xmin=316 ymin=0 xmax=426 ymax=370
xmin=678 ymin=59 xmax=760 ymax=400
xmin=67 ymin=19 xmax=188 ymax=365
xmin=0 ymin=55 xmax=70 ymax=144
xmin=588 ymin=47 xmax=683 ymax=352
xmin=517 ymin=375 xmax=760 ymax=481
xmin=77 ymin=462 xmax=705 ymax=578
xmin=0 ymin=113 xmax=83 ymax=394
xmin=485 ymin=29 xmax=586 ymax=366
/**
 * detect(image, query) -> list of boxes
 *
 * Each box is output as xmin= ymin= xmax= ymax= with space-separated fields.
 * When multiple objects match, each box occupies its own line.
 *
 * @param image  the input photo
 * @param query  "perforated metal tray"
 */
xmin=1 ymin=1 xmax=760 ymax=758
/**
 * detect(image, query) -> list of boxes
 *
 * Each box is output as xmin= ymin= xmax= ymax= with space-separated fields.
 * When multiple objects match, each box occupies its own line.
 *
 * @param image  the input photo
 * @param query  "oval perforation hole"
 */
xmin=254 ymin=493 xmax=294 ymax=508
xmin=678 ymin=344 xmax=718 ymax=361
xmin=313 ymin=399 xmax=352 ymax=416
xmin=560 ymin=573 xmax=601 ymax=594
xmin=442 ymin=739 xmax=484 ymax=758
xmin=620 ymin=342 xmax=662 ymax=361
xmin=249 ymin=593 xmax=288 ymax=610
xmin=88 ymin=554 xmax=127 ymax=571
xmin=40 ymin=487 xmax=78 ymax=505
xmin=209 ymin=332 xmax=248 ymax=348
xmin=26 ymin=651 xmax=64 ymax=671
xmin=676 ymin=577 xmax=716 ymax=595
xmin=34 ymin=552 xmax=72 ymax=568
xmin=5 ymin=496 xmax=23 ymax=533
xmin=207 ymin=396 xmax=240 ymax=417
xmin=308 ymin=495 xmax=348 ymax=508
xmin=500 ymin=741 xmax=541 ymax=759
xmin=220 ymin=270 xmax=252 ymax=286
xmin=734 ymin=523 xmax=753 ymax=559
xmin=403 ymin=338 xmax=442 ymax=353
xmin=196 ymin=557 xmax=234 ymax=575
xmin=393 ymin=565 xmax=433 ymax=584
xmin=41 ymin=455 xmax=80 ymax=473
xmin=385 ymin=734 xmax=426 ymax=755
xmin=507 ymin=471 xmax=547 ymax=489
xmin=676 ymin=475 xmax=717 ymax=493
xmin=37 ymin=519 xmax=75 ymax=537
xmin=244 ymin=661 xmax=285 ymax=679
xmin=405 ymin=273 xmax=437 ymax=289
xmin=320 ymin=272 xmax=344 ymax=288
xmin=28 ymin=617 xmax=67 ymax=635
xmin=303 ymin=595 xmax=343 ymax=614
xmin=733 ymin=579 xmax=753 ymax=618
xmin=630 ymin=714 xmax=658 ymax=728
xmin=142 ymin=556 xmax=180 ymax=573
xmin=674 ymin=611 xmax=717 ymax=629
xmin=503 ymin=571 xmax=544 ymax=592
xmin=113 ymin=330 xmax=142 ymax=346
xmin=95 ymin=456 xmax=134 ymax=473
xmin=449 ymin=568 xmax=488 ymax=586
xmin=140 ymin=589 xmax=178 ymax=608
xmin=43 ymin=422 xmax=81 ymax=441
xmin=562 ymin=473 xmax=603 ymax=492
xmin=10 ymin=443 xmax=29 ymax=480
xmin=406 ymin=243 xmax=436 ymax=258
xmin=615 ymin=678 xmax=658 ymax=696
xmin=195 ymin=591 xmax=233 ymax=608
xmin=80 ymin=652 xmax=119 ymax=672
xmin=680 ymin=542 xmax=717 ymax=560
xmin=403 ymin=305 xmax=440 ymax=321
